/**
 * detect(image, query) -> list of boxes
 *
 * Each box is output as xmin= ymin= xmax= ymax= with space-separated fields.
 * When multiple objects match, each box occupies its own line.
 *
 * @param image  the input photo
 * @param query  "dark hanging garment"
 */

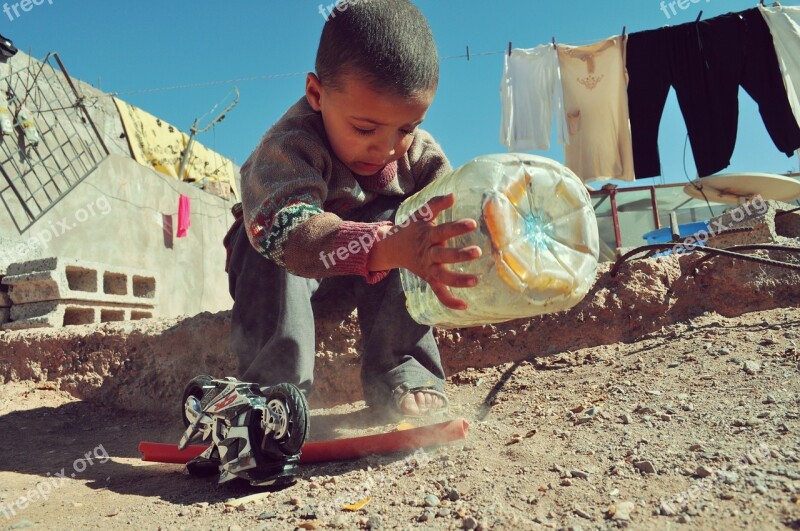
xmin=627 ymin=9 xmax=800 ymax=179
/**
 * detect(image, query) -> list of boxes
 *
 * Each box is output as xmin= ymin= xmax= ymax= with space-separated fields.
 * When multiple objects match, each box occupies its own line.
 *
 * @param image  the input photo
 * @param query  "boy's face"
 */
xmin=306 ymin=73 xmax=434 ymax=177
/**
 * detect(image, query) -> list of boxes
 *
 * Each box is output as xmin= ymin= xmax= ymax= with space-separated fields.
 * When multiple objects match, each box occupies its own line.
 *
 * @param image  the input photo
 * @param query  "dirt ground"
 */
xmin=0 ymin=306 xmax=798 ymax=531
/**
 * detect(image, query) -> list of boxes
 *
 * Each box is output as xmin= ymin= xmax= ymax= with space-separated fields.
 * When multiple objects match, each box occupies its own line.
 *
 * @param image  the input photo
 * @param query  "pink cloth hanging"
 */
xmin=177 ymin=194 xmax=191 ymax=238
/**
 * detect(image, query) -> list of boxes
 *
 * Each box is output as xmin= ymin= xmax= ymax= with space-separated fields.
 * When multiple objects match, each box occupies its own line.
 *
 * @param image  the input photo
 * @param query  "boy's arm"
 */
xmin=242 ymin=131 xmax=391 ymax=283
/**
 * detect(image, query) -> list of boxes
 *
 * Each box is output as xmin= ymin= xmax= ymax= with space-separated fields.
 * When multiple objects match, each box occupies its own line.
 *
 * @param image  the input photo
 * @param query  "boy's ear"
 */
xmin=306 ymin=73 xmax=323 ymax=112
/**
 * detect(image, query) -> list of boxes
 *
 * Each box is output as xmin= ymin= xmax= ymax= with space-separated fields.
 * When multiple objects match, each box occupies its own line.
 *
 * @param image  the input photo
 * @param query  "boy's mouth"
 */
xmin=354 ymin=161 xmax=385 ymax=174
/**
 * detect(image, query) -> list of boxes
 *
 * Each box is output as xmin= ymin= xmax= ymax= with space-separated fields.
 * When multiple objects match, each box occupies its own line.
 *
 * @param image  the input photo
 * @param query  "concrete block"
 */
xmin=0 ymin=236 xmax=44 ymax=275
xmin=2 ymin=257 xmax=158 ymax=307
xmin=2 ymin=300 xmax=154 ymax=330
xmin=0 ymin=277 xmax=9 ymax=308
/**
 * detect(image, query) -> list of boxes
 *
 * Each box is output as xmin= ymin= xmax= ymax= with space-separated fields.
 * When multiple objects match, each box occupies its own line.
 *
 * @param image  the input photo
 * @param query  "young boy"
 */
xmin=226 ymin=0 xmax=481 ymax=417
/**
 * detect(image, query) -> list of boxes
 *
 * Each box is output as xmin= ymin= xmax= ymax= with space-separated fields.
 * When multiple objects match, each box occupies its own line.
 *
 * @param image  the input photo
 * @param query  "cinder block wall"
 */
xmin=0 ymin=154 xmax=236 ymax=317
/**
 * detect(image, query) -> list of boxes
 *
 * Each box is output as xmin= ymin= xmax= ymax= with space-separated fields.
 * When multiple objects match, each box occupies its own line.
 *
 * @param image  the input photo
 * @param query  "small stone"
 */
xmin=290 ymin=496 xmax=303 ymax=506
xmin=570 ymin=470 xmax=589 ymax=480
xmin=660 ymin=501 xmax=677 ymax=516
xmin=423 ymin=494 xmax=440 ymax=507
xmin=689 ymin=444 xmax=703 ymax=452
xmin=719 ymin=471 xmax=739 ymax=485
xmin=437 ymin=507 xmax=451 ymax=518
xmin=612 ymin=501 xmax=635 ymax=521
xmin=609 ymin=488 xmax=620 ymax=497
xmin=696 ymin=466 xmax=714 ymax=478
xmin=668 ymin=361 xmax=681 ymax=368
xmin=463 ymin=516 xmax=478 ymax=529
xmin=258 ymin=511 xmax=277 ymax=520
xmin=9 ymin=521 xmax=34 ymax=529
xmin=534 ymin=515 xmax=549 ymax=524
xmin=560 ymin=478 xmax=573 ymax=486
xmin=620 ymin=414 xmax=632 ymax=425
xmin=719 ymin=492 xmax=735 ymax=500
xmin=755 ymin=483 xmax=768 ymax=494
xmin=677 ymin=515 xmax=692 ymax=524
xmin=634 ymin=460 xmax=657 ymax=474
xmin=574 ymin=507 xmax=592 ymax=519
xmin=366 ymin=515 xmax=382 ymax=529
xmin=743 ymin=361 xmax=761 ymax=375
xmin=299 ymin=504 xmax=318 ymax=519
xmin=446 ymin=488 xmax=460 ymax=501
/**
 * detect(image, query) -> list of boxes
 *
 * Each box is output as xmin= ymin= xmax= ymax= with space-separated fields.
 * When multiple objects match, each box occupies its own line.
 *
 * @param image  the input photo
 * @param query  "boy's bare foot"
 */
xmin=397 ymin=390 xmax=447 ymax=416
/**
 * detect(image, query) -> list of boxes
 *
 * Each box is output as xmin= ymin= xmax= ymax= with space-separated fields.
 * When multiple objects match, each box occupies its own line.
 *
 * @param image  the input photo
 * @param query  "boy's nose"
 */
xmin=370 ymin=134 xmax=398 ymax=158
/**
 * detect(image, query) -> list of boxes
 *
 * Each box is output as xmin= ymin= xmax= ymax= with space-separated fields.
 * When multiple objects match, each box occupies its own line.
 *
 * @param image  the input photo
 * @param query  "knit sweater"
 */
xmin=240 ymin=96 xmax=452 ymax=283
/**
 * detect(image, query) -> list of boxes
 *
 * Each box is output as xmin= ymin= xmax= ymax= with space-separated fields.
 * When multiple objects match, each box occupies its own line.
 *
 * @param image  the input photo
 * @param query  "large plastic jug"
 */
xmin=397 ymin=153 xmax=599 ymax=328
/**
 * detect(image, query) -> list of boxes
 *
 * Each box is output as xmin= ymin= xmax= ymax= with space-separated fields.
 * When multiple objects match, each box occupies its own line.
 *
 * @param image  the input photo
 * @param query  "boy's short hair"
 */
xmin=316 ymin=0 xmax=439 ymax=99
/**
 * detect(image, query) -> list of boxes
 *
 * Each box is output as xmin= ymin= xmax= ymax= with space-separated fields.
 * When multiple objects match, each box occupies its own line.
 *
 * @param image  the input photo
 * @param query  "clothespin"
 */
xmin=508 ymin=41 xmax=512 ymax=57
xmin=466 ymin=45 xmax=470 ymax=61
xmin=696 ymin=10 xmax=703 ymax=22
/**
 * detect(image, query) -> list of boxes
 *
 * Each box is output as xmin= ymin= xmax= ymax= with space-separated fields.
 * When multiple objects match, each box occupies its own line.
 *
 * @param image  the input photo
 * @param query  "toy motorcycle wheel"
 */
xmin=181 ymin=374 xmax=214 ymax=427
xmin=260 ymin=383 xmax=309 ymax=456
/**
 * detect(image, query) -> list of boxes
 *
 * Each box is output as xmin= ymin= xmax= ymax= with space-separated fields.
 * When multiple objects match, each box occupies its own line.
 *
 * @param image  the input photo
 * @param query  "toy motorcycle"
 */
xmin=178 ymin=375 xmax=309 ymax=487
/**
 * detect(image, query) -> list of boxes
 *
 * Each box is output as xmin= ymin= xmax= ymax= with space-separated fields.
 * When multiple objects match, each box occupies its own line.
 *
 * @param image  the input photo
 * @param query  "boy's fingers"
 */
xmin=428 ymin=218 xmax=477 ymax=243
xmin=430 ymin=282 xmax=468 ymax=310
xmin=421 ymin=194 xmax=455 ymax=220
xmin=426 ymin=266 xmax=479 ymax=289
xmin=429 ymin=245 xmax=482 ymax=265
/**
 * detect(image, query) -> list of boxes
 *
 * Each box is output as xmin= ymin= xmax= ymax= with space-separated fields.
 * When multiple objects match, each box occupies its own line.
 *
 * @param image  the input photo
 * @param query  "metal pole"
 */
xmin=52 ymin=52 xmax=110 ymax=156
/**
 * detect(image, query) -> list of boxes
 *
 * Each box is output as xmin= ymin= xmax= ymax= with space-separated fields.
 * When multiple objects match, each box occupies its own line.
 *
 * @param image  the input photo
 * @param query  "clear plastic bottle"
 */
xmin=397 ymin=153 xmax=599 ymax=328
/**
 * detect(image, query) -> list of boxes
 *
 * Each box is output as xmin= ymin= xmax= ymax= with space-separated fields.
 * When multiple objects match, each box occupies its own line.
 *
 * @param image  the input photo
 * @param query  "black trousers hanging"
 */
xmin=627 ymin=8 xmax=800 ymax=179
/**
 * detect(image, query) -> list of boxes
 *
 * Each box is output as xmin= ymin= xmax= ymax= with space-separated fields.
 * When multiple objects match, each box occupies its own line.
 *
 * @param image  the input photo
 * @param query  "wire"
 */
xmin=681 ymin=133 xmax=716 ymax=218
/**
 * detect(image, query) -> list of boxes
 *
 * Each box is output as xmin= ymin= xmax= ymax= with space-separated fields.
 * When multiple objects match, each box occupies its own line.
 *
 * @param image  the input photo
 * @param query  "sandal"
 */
xmin=392 ymin=385 xmax=450 ymax=418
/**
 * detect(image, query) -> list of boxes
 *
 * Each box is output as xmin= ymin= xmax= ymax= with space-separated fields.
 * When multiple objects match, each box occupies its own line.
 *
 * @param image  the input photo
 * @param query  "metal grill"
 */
xmin=0 ymin=52 xmax=109 ymax=233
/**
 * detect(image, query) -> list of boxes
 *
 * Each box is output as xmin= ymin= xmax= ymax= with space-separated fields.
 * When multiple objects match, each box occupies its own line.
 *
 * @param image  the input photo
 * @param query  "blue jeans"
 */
xmin=227 ymin=197 xmax=445 ymax=408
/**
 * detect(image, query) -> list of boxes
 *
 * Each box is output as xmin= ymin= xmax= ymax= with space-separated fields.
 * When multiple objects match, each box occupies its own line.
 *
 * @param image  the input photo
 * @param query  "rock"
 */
xmin=437 ymin=507 xmax=452 ymax=518
xmin=570 ymin=470 xmax=589 ymax=480
xmin=446 ymin=488 xmax=460 ymax=501
xmin=9 ymin=521 xmax=34 ymax=529
xmin=677 ymin=514 xmax=692 ymax=524
xmin=574 ymin=506 xmax=592 ymax=519
xmin=718 ymin=471 xmax=739 ymax=485
xmin=743 ymin=361 xmax=761 ymax=375
xmin=696 ymin=466 xmax=714 ymax=478
xmin=299 ymin=504 xmax=318 ymax=519
xmin=463 ymin=516 xmax=478 ymax=529
xmin=560 ymin=478 xmax=573 ymax=486
xmin=366 ymin=515 xmax=382 ymax=529
xmin=424 ymin=494 xmax=440 ymax=507
xmin=418 ymin=511 xmax=433 ymax=523
xmin=620 ymin=414 xmax=632 ymax=424
xmin=634 ymin=460 xmax=657 ymax=474
xmin=611 ymin=501 xmax=635 ymax=521
xmin=717 ymin=348 xmax=733 ymax=356
xmin=660 ymin=501 xmax=677 ymax=516
xmin=258 ymin=511 xmax=277 ymax=520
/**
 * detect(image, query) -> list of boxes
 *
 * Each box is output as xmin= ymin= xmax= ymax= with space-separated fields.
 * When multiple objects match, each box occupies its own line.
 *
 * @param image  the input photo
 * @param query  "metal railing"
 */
xmin=0 ymin=52 xmax=109 ymax=233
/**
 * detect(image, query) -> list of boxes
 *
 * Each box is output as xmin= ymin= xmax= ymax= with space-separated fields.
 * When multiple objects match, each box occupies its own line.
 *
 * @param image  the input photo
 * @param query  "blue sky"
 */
xmin=5 ymin=0 xmax=799 ymax=186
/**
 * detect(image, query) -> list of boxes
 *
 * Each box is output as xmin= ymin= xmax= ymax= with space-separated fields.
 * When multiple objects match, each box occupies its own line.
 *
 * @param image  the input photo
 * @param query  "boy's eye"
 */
xmin=401 ymin=129 xmax=415 ymax=136
xmin=353 ymin=127 xmax=375 ymax=136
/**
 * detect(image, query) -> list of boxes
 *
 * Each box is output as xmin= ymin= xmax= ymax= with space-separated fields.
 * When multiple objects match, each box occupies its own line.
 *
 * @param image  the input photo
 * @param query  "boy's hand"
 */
xmin=369 ymin=194 xmax=481 ymax=310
